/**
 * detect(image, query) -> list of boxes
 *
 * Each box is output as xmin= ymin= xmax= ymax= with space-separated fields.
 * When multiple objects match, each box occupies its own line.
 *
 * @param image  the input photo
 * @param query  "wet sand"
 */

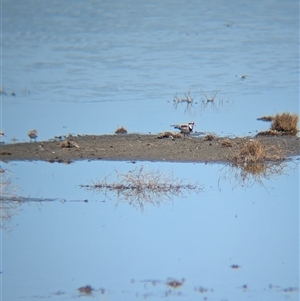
xmin=0 ymin=134 xmax=299 ymax=164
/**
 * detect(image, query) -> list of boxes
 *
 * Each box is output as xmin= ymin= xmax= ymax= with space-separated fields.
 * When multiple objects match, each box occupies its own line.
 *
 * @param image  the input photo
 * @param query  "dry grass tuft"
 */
xmin=257 ymin=115 xmax=274 ymax=122
xmin=256 ymin=130 xmax=281 ymax=137
xmin=204 ymin=134 xmax=216 ymax=141
xmin=238 ymin=140 xmax=263 ymax=162
xmin=114 ymin=126 xmax=128 ymax=134
xmin=256 ymin=112 xmax=298 ymax=136
xmin=221 ymin=139 xmax=232 ymax=147
xmin=157 ymin=131 xmax=182 ymax=139
xmin=223 ymin=139 xmax=286 ymax=187
xmin=270 ymin=113 xmax=298 ymax=135
xmin=60 ymin=140 xmax=79 ymax=148
xmin=233 ymin=139 xmax=284 ymax=164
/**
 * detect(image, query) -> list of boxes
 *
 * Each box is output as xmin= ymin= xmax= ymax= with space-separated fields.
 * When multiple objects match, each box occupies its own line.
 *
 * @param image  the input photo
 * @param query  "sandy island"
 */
xmin=0 ymin=134 xmax=299 ymax=164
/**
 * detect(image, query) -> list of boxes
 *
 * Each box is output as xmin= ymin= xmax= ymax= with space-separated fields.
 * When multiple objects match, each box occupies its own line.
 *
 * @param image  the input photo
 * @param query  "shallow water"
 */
xmin=1 ymin=160 xmax=299 ymax=300
xmin=1 ymin=0 xmax=299 ymax=142
xmin=1 ymin=0 xmax=299 ymax=300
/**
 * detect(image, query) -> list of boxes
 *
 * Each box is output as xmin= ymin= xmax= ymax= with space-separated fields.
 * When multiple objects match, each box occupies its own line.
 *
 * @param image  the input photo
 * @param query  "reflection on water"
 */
xmin=0 ymin=170 xmax=20 ymax=227
xmin=218 ymin=138 xmax=291 ymax=189
xmin=1 ymin=160 xmax=299 ymax=300
xmin=219 ymin=161 xmax=287 ymax=189
xmin=80 ymin=165 xmax=202 ymax=211
xmin=172 ymin=88 xmax=234 ymax=115
xmin=1 ymin=0 xmax=299 ymax=299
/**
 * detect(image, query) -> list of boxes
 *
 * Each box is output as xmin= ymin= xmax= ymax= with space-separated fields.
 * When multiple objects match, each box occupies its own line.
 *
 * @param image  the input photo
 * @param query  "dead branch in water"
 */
xmin=173 ymin=90 xmax=195 ymax=112
xmin=200 ymin=89 xmax=220 ymax=103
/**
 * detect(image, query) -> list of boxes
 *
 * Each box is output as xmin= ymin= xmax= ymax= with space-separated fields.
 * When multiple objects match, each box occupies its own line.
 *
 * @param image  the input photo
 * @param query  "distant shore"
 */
xmin=0 ymin=134 xmax=299 ymax=164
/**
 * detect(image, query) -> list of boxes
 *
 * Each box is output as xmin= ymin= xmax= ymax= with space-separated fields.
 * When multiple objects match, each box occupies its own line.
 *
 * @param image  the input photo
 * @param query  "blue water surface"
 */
xmin=1 ymin=0 xmax=299 ymax=141
xmin=1 ymin=160 xmax=299 ymax=300
xmin=1 ymin=0 xmax=299 ymax=300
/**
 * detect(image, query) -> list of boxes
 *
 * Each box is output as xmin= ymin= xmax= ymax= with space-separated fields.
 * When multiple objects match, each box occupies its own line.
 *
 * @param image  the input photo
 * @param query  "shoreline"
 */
xmin=0 ymin=134 xmax=299 ymax=164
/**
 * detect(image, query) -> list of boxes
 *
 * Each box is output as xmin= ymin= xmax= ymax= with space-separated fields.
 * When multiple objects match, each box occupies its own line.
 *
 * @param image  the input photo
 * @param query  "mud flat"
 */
xmin=0 ymin=134 xmax=299 ymax=164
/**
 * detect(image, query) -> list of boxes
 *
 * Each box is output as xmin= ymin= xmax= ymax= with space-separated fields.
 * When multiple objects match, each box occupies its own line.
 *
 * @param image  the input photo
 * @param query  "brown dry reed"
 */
xmin=257 ymin=116 xmax=274 ymax=122
xmin=225 ymin=139 xmax=285 ymax=188
xmin=257 ymin=112 xmax=298 ymax=136
xmin=115 ymin=126 xmax=128 ymax=134
xmin=233 ymin=139 xmax=284 ymax=164
xmin=270 ymin=113 xmax=298 ymax=135
xmin=256 ymin=130 xmax=281 ymax=137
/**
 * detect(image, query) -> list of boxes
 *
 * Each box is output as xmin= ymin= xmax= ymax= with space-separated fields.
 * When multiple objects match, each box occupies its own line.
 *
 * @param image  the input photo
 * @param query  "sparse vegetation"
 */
xmin=198 ymin=88 xmax=234 ymax=112
xmin=257 ymin=112 xmax=298 ymax=136
xmin=271 ymin=113 xmax=298 ymax=135
xmin=173 ymin=91 xmax=195 ymax=112
xmin=233 ymin=140 xmax=284 ymax=164
xmin=257 ymin=115 xmax=274 ymax=122
xmin=115 ymin=126 xmax=128 ymax=134
xmin=60 ymin=140 xmax=79 ymax=148
xmin=204 ymin=134 xmax=216 ymax=141
xmin=201 ymin=89 xmax=220 ymax=104
xmin=256 ymin=130 xmax=281 ymax=137
xmin=80 ymin=166 xmax=202 ymax=211
xmin=221 ymin=139 xmax=286 ymax=188
xmin=173 ymin=91 xmax=194 ymax=106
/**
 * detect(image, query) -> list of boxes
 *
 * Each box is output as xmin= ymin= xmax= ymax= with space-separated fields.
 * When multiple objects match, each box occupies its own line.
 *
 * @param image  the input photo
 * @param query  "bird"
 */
xmin=0 ymin=131 xmax=5 ymax=144
xmin=28 ymin=130 xmax=38 ymax=142
xmin=170 ymin=121 xmax=195 ymax=137
xmin=236 ymin=74 xmax=247 ymax=80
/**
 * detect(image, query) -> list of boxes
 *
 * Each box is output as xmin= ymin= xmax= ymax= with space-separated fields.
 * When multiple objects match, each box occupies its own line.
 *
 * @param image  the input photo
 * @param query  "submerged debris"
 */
xmin=166 ymin=278 xmax=185 ymax=289
xmin=78 ymin=285 xmax=93 ymax=294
